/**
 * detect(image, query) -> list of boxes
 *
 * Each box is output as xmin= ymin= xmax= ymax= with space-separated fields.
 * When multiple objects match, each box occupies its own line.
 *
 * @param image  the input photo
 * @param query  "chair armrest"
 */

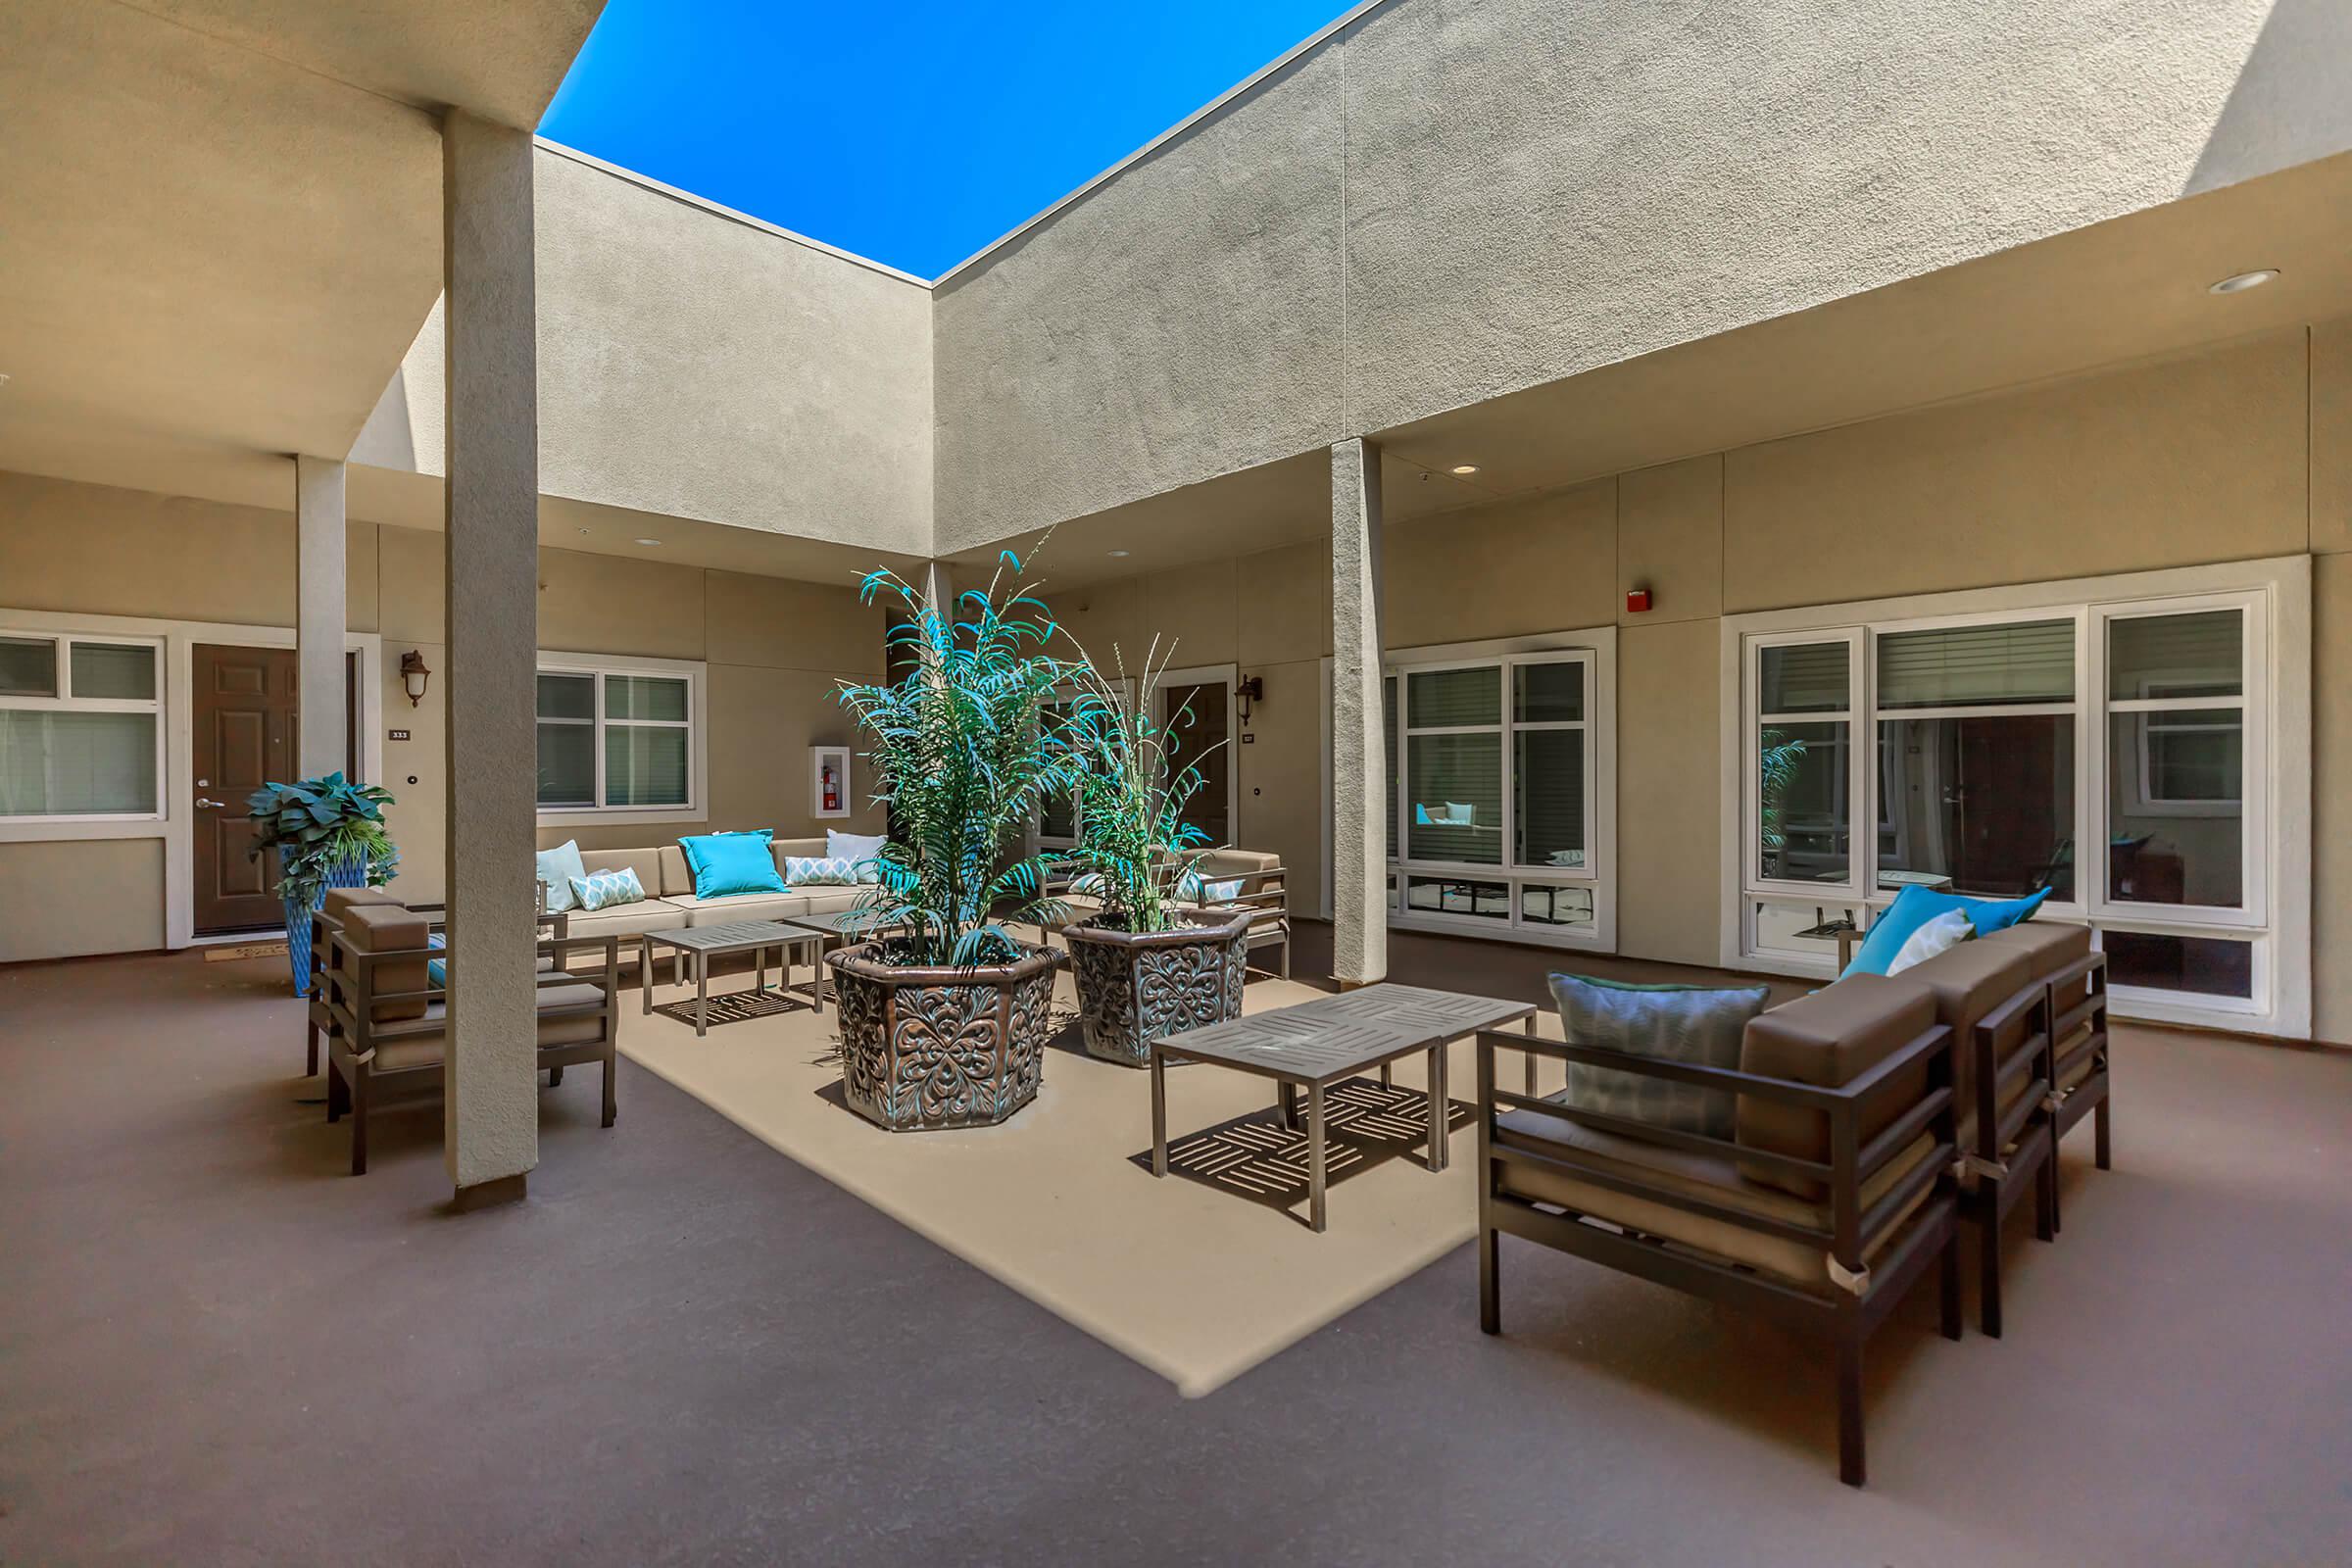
xmin=1477 ymin=1020 xmax=1959 ymax=1271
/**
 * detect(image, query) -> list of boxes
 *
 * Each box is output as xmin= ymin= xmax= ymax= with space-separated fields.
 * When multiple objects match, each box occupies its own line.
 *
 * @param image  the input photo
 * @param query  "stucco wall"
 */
xmin=0 ymin=471 xmax=885 ymax=946
xmin=932 ymin=0 xmax=2352 ymax=551
xmin=356 ymin=145 xmax=934 ymax=555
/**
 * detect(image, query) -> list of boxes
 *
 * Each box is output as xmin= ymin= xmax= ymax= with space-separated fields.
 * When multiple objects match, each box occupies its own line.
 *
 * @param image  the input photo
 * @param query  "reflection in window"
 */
xmin=1759 ymin=722 xmax=1847 ymax=882
xmin=1405 ymin=875 xmax=1510 ymax=920
xmin=1519 ymin=883 xmax=1595 ymax=928
xmin=1878 ymin=715 xmax=2074 ymax=899
xmin=2103 ymin=930 xmax=2252 ymax=999
xmin=1514 ymin=728 xmax=1585 ymax=868
xmin=2108 ymin=713 xmax=2241 ymax=908
xmin=1408 ymin=732 xmax=1502 ymax=864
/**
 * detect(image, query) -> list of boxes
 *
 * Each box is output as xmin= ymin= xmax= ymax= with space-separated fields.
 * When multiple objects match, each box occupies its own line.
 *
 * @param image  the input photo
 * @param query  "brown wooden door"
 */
xmin=193 ymin=644 xmax=302 ymax=933
xmin=1160 ymin=677 xmax=1231 ymax=847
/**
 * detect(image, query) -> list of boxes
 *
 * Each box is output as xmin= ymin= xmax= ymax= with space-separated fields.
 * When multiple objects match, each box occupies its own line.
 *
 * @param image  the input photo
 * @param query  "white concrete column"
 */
xmin=1331 ymin=437 xmax=1388 ymax=987
xmin=294 ymin=455 xmax=347 ymax=779
xmin=440 ymin=111 xmax=541 ymax=1203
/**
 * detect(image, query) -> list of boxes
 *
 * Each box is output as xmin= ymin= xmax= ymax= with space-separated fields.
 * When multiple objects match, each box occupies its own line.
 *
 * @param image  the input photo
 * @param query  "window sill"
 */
xmin=536 ymin=806 xmax=707 ymax=830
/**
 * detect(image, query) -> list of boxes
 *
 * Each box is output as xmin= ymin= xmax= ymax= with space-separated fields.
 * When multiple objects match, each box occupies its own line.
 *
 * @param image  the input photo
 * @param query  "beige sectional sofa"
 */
xmin=554 ymin=837 xmax=872 ymax=960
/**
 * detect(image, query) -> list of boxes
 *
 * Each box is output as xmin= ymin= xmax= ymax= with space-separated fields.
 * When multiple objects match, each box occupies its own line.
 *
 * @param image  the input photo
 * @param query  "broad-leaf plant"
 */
xmin=245 ymin=771 xmax=400 ymax=907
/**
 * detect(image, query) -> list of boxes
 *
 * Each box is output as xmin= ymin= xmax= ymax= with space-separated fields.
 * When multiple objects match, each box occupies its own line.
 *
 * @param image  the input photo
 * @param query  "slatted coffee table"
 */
xmin=1148 ymin=983 xmax=1537 ymax=1232
xmin=640 ymin=920 xmax=823 ymax=1037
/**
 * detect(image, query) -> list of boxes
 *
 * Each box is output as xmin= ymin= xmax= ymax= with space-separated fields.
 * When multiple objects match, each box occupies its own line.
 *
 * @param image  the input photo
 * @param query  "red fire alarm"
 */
xmin=1626 ymin=586 xmax=1653 ymax=613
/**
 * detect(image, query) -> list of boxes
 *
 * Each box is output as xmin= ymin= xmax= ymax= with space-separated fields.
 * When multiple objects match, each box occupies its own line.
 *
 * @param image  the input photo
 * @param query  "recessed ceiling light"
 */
xmin=634 ymin=537 xmax=662 ymax=547
xmin=1106 ymin=549 xmax=1130 ymax=558
xmin=1450 ymin=464 xmax=1479 ymax=476
xmin=576 ymin=527 xmax=591 ymax=535
xmin=2208 ymin=269 xmax=2278 ymax=295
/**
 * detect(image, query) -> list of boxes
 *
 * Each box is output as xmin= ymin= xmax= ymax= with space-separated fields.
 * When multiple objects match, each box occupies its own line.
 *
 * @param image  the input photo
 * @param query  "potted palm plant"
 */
xmin=1057 ymin=645 xmax=1253 ymax=1066
xmin=245 ymin=771 xmax=400 ymax=993
xmin=827 ymin=554 xmax=1087 ymax=1131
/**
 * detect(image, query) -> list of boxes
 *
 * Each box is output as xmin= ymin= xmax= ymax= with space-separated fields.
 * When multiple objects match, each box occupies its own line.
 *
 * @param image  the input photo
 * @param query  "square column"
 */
xmin=294 ymin=455 xmax=346 ymax=779
xmin=440 ymin=111 xmax=541 ymax=1202
xmin=1331 ymin=437 xmax=1388 ymax=987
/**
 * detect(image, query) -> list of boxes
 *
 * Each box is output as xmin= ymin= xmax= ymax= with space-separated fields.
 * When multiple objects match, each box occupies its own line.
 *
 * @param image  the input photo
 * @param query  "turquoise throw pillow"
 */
xmin=425 ymin=931 xmax=448 ymax=990
xmin=1841 ymin=883 xmax=2050 ymax=978
xmin=680 ymin=831 xmax=785 ymax=900
xmin=535 ymin=840 xmax=586 ymax=914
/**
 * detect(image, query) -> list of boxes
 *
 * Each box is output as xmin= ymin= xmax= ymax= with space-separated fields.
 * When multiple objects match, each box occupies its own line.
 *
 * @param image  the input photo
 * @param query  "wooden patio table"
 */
xmin=1148 ymin=983 xmax=1536 ymax=1232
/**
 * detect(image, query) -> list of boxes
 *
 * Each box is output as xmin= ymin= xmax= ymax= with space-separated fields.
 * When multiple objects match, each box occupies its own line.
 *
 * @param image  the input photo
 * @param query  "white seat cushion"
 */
xmin=672 ymin=890 xmax=811 ymax=926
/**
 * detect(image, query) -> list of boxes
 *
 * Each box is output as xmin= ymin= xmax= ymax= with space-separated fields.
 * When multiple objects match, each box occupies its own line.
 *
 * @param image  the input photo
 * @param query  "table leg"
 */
xmin=756 ymin=946 xmax=766 ymax=994
xmin=1306 ymin=1083 xmax=1328 ymax=1233
xmin=1427 ymin=1044 xmax=1447 ymax=1172
xmin=696 ymin=954 xmax=710 ymax=1038
xmin=1379 ymin=1061 xmax=1392 ymax=1090
xmin=1525 ymin=1014 xmax=1539 ymax=1099
xmin=1278 ymin=1081 xmax=1298 ymax=1131
xmin=641 ymin=937 xmax=655 ymax=1015
xmin=1150 ymin=1050 xmax=1169 ymax=1177
xmin=814 ymin=940 xmax=827 ymax=1014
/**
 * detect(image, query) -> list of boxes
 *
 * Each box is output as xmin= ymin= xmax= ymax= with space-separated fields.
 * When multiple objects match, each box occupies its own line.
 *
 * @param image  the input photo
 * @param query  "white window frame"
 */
xmin=1386 ymin=627 xmax=1617 ymax=953
xmin=533 ymin=651 xmax=708 ymax=828
xmin=0 ymin=628 xmax=169 ymax=824
xmin=0 ymin=609 xmax=383 ymax=955
xmin=1719 ymin=558 xmax=2308 ymax=1040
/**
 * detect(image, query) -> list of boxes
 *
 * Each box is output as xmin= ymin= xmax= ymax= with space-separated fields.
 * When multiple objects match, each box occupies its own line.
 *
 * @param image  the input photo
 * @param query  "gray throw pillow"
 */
xmin=1548 ymin=974 xmax=1772 ymax=1140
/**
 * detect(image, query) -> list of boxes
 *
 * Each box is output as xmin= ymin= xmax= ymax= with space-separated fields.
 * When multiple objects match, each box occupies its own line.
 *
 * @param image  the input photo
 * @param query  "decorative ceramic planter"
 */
xmin=283 ymin=857 xmax=371 ymax=995
xmin=1062 ymin=907 xmax=1253 ymax=1067
xmin=826 ymin=941 xmax=1063 ymax=1130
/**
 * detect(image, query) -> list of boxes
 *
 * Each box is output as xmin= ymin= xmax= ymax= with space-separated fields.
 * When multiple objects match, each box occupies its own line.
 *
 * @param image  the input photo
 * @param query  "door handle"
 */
xmin=196 ymin=797 xmax=226 ymax=809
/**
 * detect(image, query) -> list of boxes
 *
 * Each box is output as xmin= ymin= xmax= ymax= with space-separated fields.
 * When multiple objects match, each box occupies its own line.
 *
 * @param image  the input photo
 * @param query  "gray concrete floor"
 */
xmin=3 ymin=927 xmax=2347 ymax=1565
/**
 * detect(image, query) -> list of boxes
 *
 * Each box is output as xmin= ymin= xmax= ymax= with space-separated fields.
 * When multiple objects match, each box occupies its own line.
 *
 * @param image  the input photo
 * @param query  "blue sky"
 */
xmin=540 ymin=1 xmax=1360 ymax=279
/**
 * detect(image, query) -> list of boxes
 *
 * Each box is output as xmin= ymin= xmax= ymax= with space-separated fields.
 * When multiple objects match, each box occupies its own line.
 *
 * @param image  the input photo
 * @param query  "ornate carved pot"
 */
xmin=1063 ymin=908 xmax=1253 ymax=1067
xmin=826 ymin=941 xmax=1062 ymax=1131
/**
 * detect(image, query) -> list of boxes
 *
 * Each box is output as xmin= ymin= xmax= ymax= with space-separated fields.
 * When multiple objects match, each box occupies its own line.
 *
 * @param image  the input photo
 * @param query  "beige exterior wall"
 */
xmin=0 ymin=470 xmax=885 ymax=952
xmin=0 ymin=840 xmax=165 ymax=963
xmin=1043 ymin=325 xmax=2349 ymax=1037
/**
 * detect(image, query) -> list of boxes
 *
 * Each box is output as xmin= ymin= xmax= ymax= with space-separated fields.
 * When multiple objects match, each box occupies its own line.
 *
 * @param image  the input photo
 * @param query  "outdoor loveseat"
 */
xmin=315 ymin=901 xmax=621 ymax=1176
xmin=1476 ymin=917 xmax=2112 ymax=1485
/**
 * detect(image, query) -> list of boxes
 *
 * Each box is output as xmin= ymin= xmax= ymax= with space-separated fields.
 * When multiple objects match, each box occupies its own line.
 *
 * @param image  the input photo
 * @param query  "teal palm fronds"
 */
xmin=1058 ymin=638 xmax=1216 ymax=935
xmin=835 ymin=552 xmax=1089 ymax=967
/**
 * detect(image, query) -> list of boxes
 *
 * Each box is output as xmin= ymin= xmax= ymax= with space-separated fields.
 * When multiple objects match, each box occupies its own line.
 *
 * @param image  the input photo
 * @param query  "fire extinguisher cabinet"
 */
xmin=811 ymin=745 xmax=851 ymax=819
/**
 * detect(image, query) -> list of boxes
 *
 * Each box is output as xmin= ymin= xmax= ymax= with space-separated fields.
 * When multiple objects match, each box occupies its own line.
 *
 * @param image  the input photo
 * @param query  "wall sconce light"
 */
xmin=1237 ymin=673 xmax=1265 ymax=724
xmin=399 ymin=650 xmax=432 ymax=708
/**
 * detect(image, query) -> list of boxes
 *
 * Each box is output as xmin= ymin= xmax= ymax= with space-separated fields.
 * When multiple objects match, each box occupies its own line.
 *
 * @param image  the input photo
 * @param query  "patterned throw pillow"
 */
xmin=1066 ymin=871 xmax=1107 ymax=896
xmin=1205 ymin=877 xmax=1245 ymax=904
xmin=827 ymin=830 xmax=889 ymax=884
xmin=568 ymin=866 xmax=648 ymax=912
xmin=1548 ymin=973 xmax=1771 ymax=1140
xmin=785 ymin=855 xmax=861 ymax=887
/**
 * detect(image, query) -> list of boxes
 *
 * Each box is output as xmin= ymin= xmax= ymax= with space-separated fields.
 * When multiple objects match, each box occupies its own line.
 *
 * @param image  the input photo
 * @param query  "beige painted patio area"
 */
xmin=618 ymin=954 xmax=1538 ymax=1396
